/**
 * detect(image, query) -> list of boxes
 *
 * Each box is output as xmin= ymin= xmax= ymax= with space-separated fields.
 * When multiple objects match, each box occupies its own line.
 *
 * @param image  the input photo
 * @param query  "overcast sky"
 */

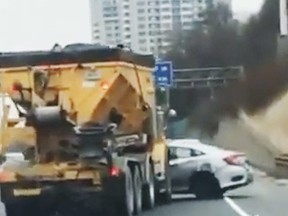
xmin=233 ymin=0 xmax=264 ymax=21
xmin=0 ymin=0 xmax=264 ymax=52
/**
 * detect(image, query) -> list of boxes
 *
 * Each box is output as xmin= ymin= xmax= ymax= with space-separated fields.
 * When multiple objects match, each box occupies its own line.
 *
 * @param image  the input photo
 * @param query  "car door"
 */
xmin=169 ymin=146 xmax=204 ymax=191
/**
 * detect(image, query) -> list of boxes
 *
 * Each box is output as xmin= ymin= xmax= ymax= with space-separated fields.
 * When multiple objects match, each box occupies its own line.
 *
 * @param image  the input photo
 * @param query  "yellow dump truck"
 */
xmin=0 ymin=44 xmax=175 ymax=216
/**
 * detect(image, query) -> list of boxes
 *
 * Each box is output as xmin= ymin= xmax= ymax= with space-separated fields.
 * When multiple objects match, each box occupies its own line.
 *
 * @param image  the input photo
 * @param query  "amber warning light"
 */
xmin=11 ymin=81 xmax=23 ymax=92
xmin=100 ymin=81 xmax=109 ymax=90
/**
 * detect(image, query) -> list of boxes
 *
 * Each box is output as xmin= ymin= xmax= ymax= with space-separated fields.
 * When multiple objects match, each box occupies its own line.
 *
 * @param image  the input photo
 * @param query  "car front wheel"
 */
xmin=192 ymin=172 xmax=223 ymax=200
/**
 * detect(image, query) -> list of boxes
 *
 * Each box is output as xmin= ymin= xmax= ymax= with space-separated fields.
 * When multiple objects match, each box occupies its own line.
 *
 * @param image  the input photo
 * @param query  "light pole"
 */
xmin=280 ymin=0 xmax=288 ymax=36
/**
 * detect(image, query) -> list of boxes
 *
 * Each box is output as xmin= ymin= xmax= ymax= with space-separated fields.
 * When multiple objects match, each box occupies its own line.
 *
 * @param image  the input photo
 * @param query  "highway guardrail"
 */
xmin=275 ymin=154 xmax=288 ymax=166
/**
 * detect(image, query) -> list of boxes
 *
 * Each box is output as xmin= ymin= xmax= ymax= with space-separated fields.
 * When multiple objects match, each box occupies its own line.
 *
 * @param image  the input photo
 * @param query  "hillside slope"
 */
xmin=211 ymin=93 xmax=288 ymax=177
xmin=240 ymin=91 xmax=288 ymax=154
xmin=190 ymin=62 xmax=288 ymax=176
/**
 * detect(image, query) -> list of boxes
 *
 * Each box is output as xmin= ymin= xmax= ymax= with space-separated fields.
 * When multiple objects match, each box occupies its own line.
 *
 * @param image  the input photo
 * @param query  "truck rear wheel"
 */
xmin=118 ymin=167 xmax=134 ymax=216
xmin=132 ymin=167 xmax=142 ymax=215
xmin=157 ymin=159 xmax=172 ymax=204
xmin=103 ymin=167 xmax=134 ymax=216
xmin=159 ymin=173 xmax=172 ymax=204
xmin=142 ymin=163 xmax=155 ymax=210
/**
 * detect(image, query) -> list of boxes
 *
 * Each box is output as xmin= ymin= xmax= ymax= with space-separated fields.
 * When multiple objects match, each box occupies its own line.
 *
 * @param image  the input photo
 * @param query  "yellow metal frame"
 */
xmin=0 ymin=60 xmax=168 ymax=184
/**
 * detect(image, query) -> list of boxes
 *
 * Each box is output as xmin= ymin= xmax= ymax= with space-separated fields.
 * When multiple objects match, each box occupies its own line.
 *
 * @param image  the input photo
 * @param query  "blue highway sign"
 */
xmin=154 ymin=61 xmax=173 ymax=87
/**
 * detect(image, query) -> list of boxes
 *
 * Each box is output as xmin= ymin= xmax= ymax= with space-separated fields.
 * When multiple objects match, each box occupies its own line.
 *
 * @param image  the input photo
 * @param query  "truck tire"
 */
xmin=103 ymin=167 xmax=134 ymax=216
xmin=159 ymin=173 xmax=172 ymax=204
xmin=119 ymin=167 xmax=134 ymax=216
xmin=158 ymin=159 xmax=172 ymax=204
xmin=132 ymin=167 xmax=142 ymax=215
xmin=142 ymin=163 xmax=155 ymax=210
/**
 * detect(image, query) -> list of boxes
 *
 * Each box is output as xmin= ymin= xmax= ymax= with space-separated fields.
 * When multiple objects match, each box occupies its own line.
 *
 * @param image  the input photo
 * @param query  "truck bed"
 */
xmin=0 ymin=45 xmax=154 ymax=68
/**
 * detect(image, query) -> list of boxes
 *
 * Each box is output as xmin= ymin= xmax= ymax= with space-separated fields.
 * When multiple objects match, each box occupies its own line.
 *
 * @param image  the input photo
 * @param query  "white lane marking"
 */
xmin=224 ymin=196 xmax=252 ymax=216
xmin=275 ymin=179 xmax=288 ymax=186
xmin=172 ymin=194 xmax=195 ymax=199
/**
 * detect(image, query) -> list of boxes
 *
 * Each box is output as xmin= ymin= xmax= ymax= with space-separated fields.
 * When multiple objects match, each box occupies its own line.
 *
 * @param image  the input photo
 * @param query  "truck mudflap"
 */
xmin=1 ymin=175 xmax=126 ymax=216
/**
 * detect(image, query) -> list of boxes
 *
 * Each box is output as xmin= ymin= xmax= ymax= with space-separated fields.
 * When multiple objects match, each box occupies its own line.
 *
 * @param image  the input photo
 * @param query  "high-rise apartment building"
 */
xmin=90 ymin=0 xmax=231 ymax=55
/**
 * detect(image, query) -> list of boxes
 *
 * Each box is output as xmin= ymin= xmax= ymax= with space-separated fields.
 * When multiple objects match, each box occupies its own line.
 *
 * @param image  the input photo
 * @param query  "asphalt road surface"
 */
xmin=0 ymin=169 xmax=287 ymax=216
xmin=142 ymin=169 xmax=288 ymax=216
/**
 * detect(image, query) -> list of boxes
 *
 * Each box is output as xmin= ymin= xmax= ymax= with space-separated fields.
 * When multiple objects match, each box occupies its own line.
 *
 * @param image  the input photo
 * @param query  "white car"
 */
xmin=168 ymin=139 xmax=253 ymax=199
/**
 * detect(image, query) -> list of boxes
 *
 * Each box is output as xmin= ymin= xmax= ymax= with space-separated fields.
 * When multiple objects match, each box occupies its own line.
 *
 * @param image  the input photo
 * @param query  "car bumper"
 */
xmin=246 ymin=171 xmax=254 ymax=184
xmin=222 ymin=175 xmax=253 ymax=191
xmin=219 ymin=164 xmax=254 ymax=191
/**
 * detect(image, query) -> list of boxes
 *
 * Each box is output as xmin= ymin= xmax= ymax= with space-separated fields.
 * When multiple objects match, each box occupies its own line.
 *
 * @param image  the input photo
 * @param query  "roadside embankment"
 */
xmin=210 ymin=88 xmax=288 ymax=178
xmin=189 ymin=62 xmax=288 ymax=178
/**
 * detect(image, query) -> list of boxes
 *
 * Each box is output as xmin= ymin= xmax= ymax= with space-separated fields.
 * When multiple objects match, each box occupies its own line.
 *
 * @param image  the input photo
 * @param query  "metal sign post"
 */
xmin=280 ymin=0 xmax=288 ymax=36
